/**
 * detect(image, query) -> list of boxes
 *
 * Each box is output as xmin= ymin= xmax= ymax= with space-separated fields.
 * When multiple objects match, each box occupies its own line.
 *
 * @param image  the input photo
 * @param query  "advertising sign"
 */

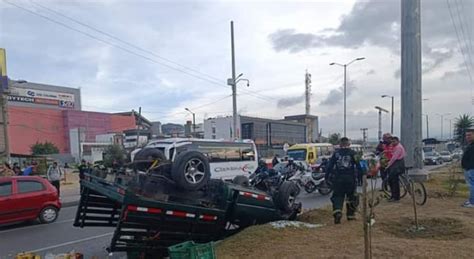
xmin=8 ymin=86 xmax=75 ymax=108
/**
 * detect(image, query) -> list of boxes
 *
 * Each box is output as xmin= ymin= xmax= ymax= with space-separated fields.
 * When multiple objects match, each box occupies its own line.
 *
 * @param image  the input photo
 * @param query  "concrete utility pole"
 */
xmin=185 ymin=108 xmax=196 ymax=137
xmin=436 ymin=113 xmax=451 ymax=140
xmin=230 ymin=21 xmax=238 ymax=140
xmin=423 ymin=114 xmax=429 ymax=138
xmin=401 ymin=0 xmax=423 ymax=169
xmin=305 ymin=70 xmax=311 ymax=115
xmin=375 ymin=106 xmax=389 ymax=141
xmin=0 ymin=48 xmax=10 ymax=162
xmin=446 ymin=118 xmax=452 ymax=140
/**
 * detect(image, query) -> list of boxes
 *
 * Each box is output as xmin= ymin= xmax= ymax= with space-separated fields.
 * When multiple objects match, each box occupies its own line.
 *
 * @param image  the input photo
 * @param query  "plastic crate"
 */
xmin=168 ymin=241 xmax=215 ymax=259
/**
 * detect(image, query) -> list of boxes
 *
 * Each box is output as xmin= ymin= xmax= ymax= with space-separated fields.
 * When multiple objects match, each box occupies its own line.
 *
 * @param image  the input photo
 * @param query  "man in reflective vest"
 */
xmin=326 ymin=137 xmax=362 ymax=224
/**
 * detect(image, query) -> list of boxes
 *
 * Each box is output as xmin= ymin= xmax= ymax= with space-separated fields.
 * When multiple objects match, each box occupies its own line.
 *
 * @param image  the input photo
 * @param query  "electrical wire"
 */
xmin=447 ymin=0 xmax=473 ymax=82
xmin=5 ymin=0 xmax=275 ymax=102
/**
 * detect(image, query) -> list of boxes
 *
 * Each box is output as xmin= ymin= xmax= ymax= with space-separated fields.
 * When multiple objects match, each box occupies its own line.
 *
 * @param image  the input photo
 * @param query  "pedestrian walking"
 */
xmin=326 ymin=137 xmax=362 ymax=224
xmin=272 ymin=154 xmax=280 ymax=167
xmin=47 ymin=162 xmax=63 ymax=196
xmin=12 ymin=162 xmax=22 ymax=175
xmin=376 ymin=133 xmax=393 ymax=181
xmin=78 ymin=160 xmax=87 ymax=180
xmin=461 ymin=129 xmax=474 ymax=208
xmin=385 ymin=136 xmax=406 ymax=202
xmin=0 ymin=162 xmax=15 ymax=177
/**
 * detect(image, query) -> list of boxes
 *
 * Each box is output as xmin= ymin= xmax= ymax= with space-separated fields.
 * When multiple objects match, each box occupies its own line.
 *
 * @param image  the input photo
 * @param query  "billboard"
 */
xmin=8 ymin=86 xmax=75 ymax=108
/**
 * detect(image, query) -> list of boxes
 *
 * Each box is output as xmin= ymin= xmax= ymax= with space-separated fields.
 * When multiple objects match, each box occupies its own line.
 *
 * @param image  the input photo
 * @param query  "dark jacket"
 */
xmin=462 ymin=143 xmax=474 ymax=170
xmin=326 ymin=148 xmax=362 ymax=178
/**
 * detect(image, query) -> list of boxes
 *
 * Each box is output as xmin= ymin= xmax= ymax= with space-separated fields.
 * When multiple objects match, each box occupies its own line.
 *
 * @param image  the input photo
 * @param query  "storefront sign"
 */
xmin=8 ymin=87 xmax=75 ymax=108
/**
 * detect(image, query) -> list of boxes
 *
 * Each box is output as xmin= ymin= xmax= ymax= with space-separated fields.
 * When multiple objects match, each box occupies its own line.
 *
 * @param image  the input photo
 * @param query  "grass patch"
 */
xmin=380 ymin=217 xmax=468 ymax=240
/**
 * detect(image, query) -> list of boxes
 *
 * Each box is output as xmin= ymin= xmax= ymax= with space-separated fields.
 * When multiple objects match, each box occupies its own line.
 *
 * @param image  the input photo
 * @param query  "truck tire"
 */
xmin=233 ymin=175 xmax=250 ymax=187
xmin=134 ymin=148 xmax=167 ymax=172
xmin=277 ymin=181 xmax=299 ymax=212
xmin=171 ymin=151 xmax=210 ymax=191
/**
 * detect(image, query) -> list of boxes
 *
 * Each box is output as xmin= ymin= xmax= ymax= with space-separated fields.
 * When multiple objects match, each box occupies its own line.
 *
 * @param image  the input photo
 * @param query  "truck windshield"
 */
xmin=287 ymin=149 xmax=306 ymax=161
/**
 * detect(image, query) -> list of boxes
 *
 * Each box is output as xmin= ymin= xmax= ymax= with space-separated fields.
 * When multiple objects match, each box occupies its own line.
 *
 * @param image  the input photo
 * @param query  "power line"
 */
xmin=2 ymin=0 xmax=233 ymax=91
xmin=453 ymin=0 xmax=473 ymax=70
xmin=28 ymin=0 xmax=226 ymax=86
xmin=447 ymin=0 xmax=473 ymax=82
xmin=7 ymin=0 xmax=275 ymax=102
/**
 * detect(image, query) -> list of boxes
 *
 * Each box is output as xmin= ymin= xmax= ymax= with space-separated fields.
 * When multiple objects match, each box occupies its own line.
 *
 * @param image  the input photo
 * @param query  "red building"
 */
xmin=8 ymin=106 xmax=136 ymax=156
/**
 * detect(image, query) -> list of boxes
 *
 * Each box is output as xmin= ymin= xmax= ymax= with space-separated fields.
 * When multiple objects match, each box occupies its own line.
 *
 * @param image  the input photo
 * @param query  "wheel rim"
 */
xmin=43 ymin=208 xmax=57 ymax=222
xmin=184 ymin=158 xmax=206 ymax=184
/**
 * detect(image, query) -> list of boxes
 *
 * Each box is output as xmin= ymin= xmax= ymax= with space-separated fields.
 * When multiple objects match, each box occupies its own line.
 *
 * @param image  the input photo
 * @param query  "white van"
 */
xmin=131 ymin=138 xmax=258 ymax=181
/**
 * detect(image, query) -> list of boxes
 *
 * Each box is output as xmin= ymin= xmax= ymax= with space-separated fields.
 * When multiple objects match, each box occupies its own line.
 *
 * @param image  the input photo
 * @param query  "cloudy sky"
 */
xmin=1 ymin=0 xmax=472 ymax=140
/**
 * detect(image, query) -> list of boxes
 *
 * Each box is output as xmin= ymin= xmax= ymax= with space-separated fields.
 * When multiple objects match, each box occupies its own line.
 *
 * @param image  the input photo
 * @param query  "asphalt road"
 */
xmin=0 ymin=164 xmax=443 ymax=258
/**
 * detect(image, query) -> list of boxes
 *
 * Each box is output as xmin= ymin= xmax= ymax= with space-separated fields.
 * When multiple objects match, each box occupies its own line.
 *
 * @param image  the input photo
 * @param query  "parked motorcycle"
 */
xmin=288 ymin=161 xmax=332 ymax=195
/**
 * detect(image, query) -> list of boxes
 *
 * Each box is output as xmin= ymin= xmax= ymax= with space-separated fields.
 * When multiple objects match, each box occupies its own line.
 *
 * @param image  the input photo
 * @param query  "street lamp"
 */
xmin=422 ymin=99 xmax=429 ymax=139
xmin=185 ymin=108 xmax=196 ymax=137
xmin=445 ymin=118 xmax=453 ymax=141
xmin=381 ymin=95 xmax=394 ymax=134
xmin=436 ymin=113 xmax=451 ymax=140
xmin=375 ymin=106 xmax=389 ymax=141
xmin=330 ymin=57 xmax=366 ymax=137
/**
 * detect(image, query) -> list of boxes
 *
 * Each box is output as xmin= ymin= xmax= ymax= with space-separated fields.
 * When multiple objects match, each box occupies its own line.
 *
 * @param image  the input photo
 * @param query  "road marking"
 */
xmin=27 ymin=232 xmax=114 ymax=253
xmin=0 ymin=219 xmax=75 ymax=234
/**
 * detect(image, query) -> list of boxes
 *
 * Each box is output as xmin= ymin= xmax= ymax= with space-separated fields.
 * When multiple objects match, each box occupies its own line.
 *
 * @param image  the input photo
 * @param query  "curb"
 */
xmin=62 ymin=200 xmax=80 ymax=208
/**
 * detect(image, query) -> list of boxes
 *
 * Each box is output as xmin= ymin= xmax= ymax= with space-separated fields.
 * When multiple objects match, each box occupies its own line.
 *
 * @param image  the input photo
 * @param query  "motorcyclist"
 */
xmin=326 ymin=137 xmax=362 ymax=224
xmin=254 ymin=159 xmax=269 ymax=175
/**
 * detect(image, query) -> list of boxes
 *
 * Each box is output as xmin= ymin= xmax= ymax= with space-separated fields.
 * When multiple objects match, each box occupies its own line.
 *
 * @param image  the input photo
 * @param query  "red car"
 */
xmin=0 ymin=176 xmax=61 ymax=225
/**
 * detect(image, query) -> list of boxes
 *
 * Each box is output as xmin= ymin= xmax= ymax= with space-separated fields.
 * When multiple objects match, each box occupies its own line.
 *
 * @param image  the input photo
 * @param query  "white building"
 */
xmin=204 ymin=116 xmax=241 ymax=140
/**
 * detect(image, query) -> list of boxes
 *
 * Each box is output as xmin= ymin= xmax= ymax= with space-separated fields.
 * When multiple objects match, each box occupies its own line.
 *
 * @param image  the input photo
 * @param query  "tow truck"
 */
xmin=74 ymin=149 xmax=301 ymax=257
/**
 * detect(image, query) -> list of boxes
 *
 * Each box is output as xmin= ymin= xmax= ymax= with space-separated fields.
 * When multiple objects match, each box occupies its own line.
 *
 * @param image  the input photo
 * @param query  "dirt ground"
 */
xmin=216 ymin=165 xmax=474 ymax=259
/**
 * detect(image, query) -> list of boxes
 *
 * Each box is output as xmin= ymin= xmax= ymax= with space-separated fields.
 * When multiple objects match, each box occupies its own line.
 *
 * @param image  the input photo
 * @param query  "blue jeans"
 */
xmin=466 ymin=169 xmax=474 ymax=204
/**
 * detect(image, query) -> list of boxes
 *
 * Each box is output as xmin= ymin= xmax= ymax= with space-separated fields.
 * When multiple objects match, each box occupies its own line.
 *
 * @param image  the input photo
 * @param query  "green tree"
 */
xmin=31 ymin=141 xmax=59 ymax=155
xmin=328 ymin=133 xmax=341 ymax=145
xmin=454 ymin=114 xmax=474 ymax=146
xmin=103 ymin=144 xmax=126 ymax=168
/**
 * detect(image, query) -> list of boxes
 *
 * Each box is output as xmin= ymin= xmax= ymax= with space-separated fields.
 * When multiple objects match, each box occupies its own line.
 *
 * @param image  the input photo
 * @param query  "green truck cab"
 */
xmin=74 ymin=150 xmax=301 ymax=257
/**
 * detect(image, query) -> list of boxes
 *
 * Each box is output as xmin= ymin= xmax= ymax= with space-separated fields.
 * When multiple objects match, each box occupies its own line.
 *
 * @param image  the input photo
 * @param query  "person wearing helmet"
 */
xmin=326 ymin=137 xmax=362 ymax=224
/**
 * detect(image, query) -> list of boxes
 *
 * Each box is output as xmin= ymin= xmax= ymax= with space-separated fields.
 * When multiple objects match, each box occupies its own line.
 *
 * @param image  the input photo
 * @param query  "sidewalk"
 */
xmin=60 ymin=170 xmax=81 ymax=207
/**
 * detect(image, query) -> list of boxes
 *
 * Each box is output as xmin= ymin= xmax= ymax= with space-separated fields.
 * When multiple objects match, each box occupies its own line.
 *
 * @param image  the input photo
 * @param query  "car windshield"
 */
xmin=287 ymin=149 xmax=306 ymax=161
xmin=425 ymin=152 xmax=437 ymax=157
xmin=440 ymin=152 xmax=450 ymax=155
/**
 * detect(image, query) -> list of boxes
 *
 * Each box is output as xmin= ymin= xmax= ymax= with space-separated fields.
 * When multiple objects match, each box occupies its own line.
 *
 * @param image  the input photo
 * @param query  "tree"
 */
xmin=103 ymin=144 xmax=126 ymax=168
xmin=328 ymin=133 xmax=341 ymax=145
xmin=31 ymin=141 xmax=59 ymax=155
xmin=454 ymin=114 xmax=474 ymax=146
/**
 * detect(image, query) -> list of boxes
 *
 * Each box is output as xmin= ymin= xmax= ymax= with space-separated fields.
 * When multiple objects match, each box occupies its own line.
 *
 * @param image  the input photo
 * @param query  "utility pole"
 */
xmin=436 ymin=113 xmax=450 ymax=140
xmin=446 ymin=118 xmax=452 ymax=140
xmin=426 ymin=115 xmax=429 ymax=139
xmin=230 ymin=21 xmax=238 ymax=140
xmin=360 ymin=128 xmax=368 ymax=150
xmin=136 ymin=107 xmax=141 ymax=147
xmin=375 ymin=106 xmax=389 ymax=141
xmin=381 ymin=95 xmax=394 ymax=134
xmin=305 ymin=70 xmax=311 ymax=115
xmin=0 ymin=48 xmax=10 ymax=162
xmin=401 ymin=0 xmax=423 ymax=169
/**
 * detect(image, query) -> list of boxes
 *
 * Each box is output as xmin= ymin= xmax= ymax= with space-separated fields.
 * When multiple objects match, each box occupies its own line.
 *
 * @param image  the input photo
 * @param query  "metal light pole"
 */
xmin=375 ymin=106 xmax=389 ymax=141
xmin=436 ymin=113 xmax=451 ymax=140
xmin=445 ymin=118 xmax=452 ymax=140
xmin=422 ymin=114 xmax=429 ymax=139
xmin=330 ymin=57 xmax=366 ymax=137
xmin=422 ymin=99 xmax=429 ymax=139
xmin=185 ymin=108 xmax=196 ymax=137
xmin=381 ymin=95 xmax=394 ymax=134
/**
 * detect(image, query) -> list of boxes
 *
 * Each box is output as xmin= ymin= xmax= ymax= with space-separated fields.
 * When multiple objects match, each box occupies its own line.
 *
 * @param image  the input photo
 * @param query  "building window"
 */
xmin=212 ymin=127 xmax=216 ymax=134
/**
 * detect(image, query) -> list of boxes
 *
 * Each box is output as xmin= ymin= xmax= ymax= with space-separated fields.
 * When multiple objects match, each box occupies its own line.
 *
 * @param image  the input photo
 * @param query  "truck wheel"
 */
xmin=39 ymin=206 xmax=58 ymax=224
xmin=134 ymin=148 xmax=167 ymax=172
xmin=172 ymin=151 xmax=210 ymax=191
xmin=277 ymin=181 xmax=299 ymax=212
xmin=233 ymin=175 xmax=250 ymax=187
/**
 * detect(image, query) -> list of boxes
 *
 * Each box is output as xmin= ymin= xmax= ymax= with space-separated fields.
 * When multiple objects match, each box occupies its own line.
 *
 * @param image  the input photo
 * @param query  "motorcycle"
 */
xmin=288 ymin=161 xmax=332 ymax=195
